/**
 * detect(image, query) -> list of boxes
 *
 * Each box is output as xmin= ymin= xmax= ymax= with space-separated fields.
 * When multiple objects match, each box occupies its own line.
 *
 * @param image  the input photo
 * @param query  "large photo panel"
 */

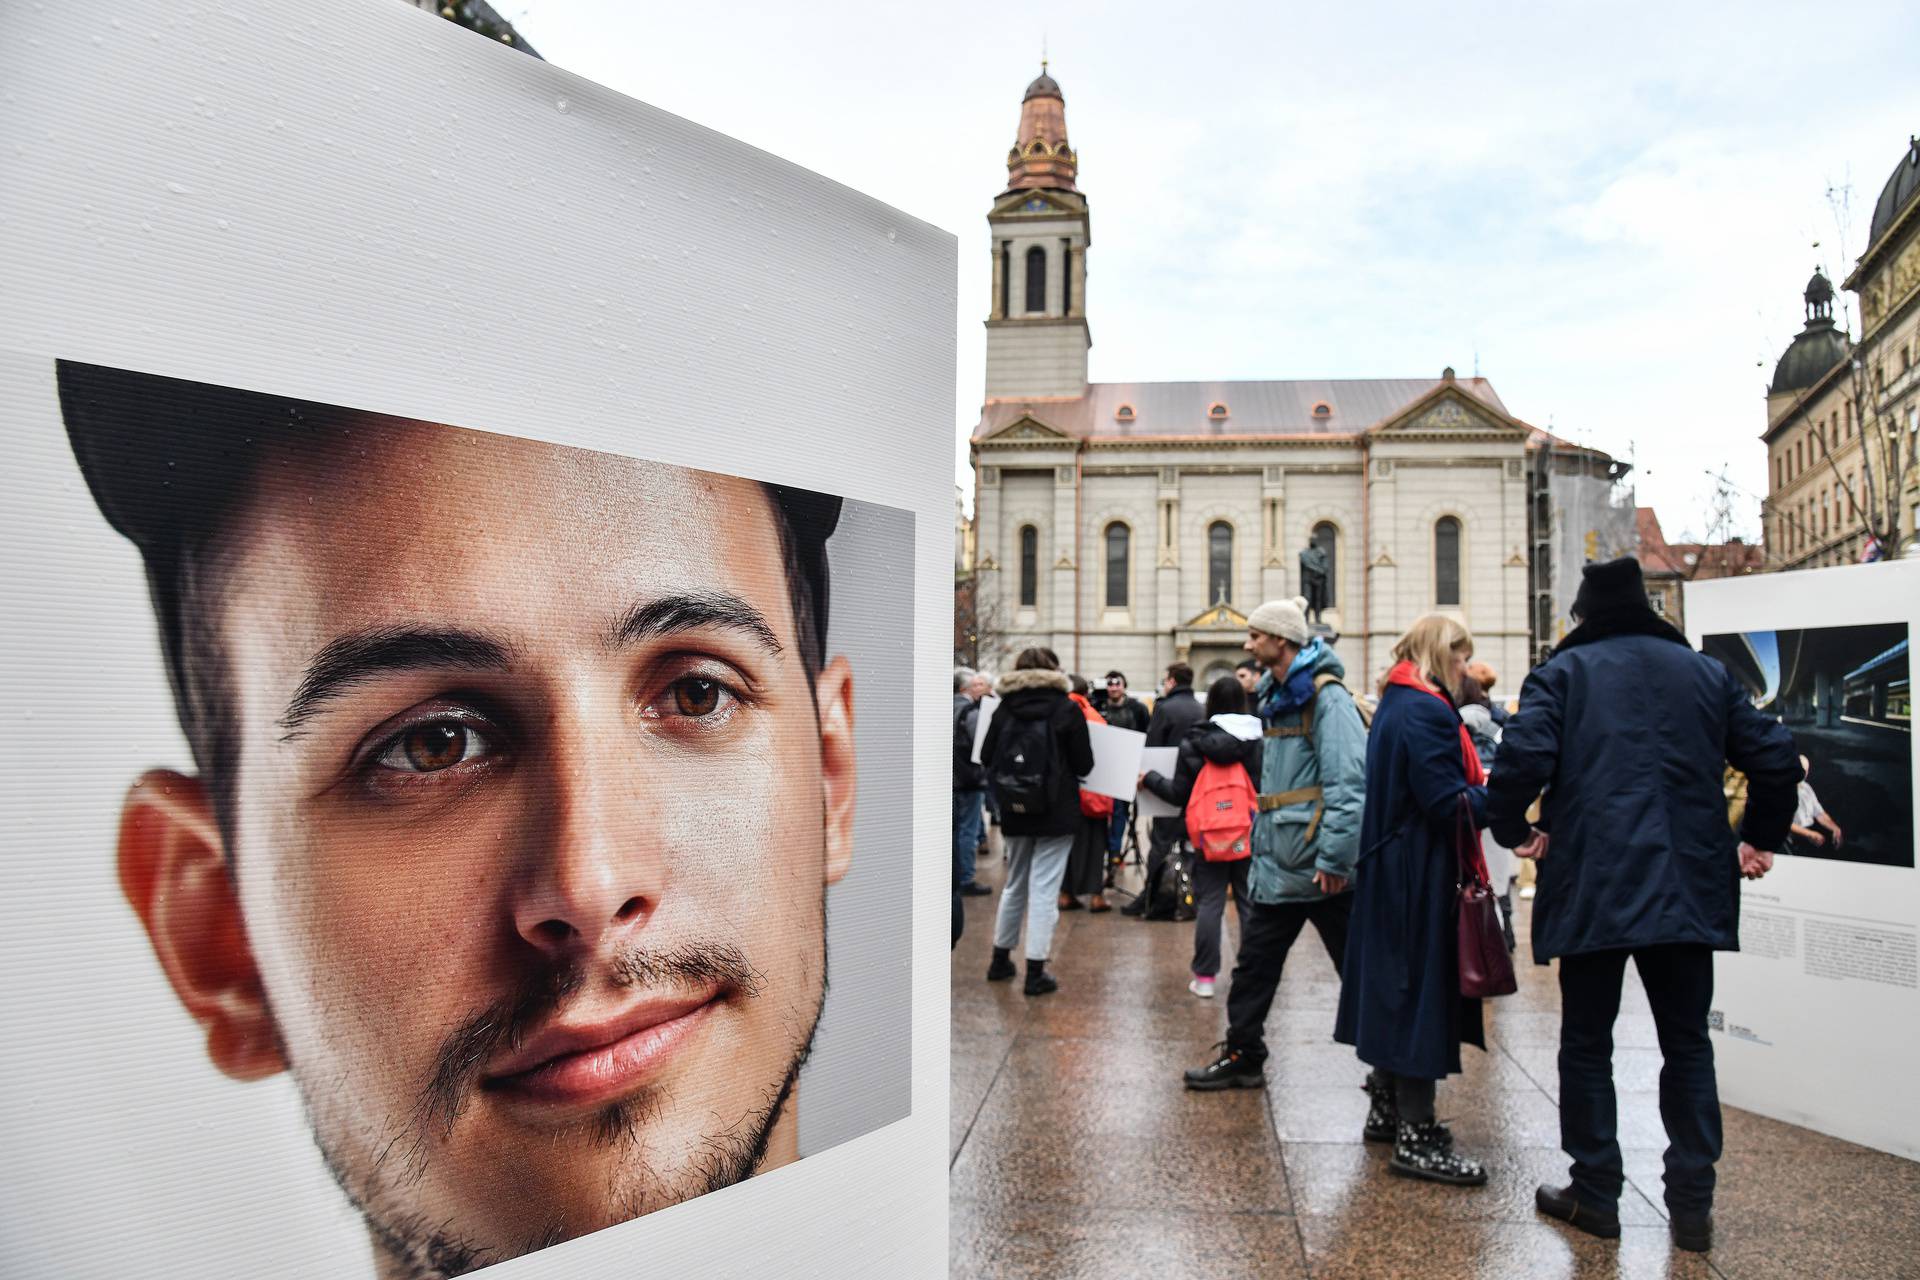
xmin=1687 ymin=561 xmax=1920 ymax=1161
xmin=0 ymin=1 xmax=952 ymax=1276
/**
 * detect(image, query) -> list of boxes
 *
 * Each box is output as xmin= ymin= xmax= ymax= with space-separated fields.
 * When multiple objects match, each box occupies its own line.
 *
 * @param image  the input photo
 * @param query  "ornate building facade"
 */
xmin=1763 ymin=135 xmax=1920 ymax=569
xmin=969 ymin=68 xmax=1624 ymax=688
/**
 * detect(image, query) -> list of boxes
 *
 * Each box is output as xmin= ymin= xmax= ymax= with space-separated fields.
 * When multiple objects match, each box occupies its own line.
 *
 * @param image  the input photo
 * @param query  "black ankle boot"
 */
xmin=1023 ymin=958 xmax=1057 ymax=996
xmin=986 ymin=947 xmax=1015 ymax=982
xmin=1389 ymin=1120 xmax=1487 ymax=1186
xmin=1362 ymin=1071 xmax=1398 ymax=1143
xmin=1535 ymin=1184 xmax=1621 ymax=1239
xmin=1670 ymin=1209 xmax=1712 ymax=1253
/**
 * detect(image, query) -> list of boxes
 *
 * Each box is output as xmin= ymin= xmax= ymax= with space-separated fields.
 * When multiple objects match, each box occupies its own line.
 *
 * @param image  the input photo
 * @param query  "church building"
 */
xmin=969 ymin=67 xmax=1624 ymax=689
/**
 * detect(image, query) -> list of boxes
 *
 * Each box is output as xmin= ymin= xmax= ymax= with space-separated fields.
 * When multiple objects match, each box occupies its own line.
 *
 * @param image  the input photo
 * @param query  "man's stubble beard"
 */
xmin=283 ymin=891 xmax=830 ymax=1280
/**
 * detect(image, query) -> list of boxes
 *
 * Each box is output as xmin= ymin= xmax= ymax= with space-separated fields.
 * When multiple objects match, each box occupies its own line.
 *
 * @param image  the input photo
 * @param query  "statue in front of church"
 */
xmin=1299 ymin=541 xmax=1330 ymax=623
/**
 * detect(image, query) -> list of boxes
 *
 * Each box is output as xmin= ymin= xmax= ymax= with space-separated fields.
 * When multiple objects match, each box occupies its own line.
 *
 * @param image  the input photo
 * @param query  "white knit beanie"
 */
xmin=1247 ymin=598 xmax=1308 ymax=645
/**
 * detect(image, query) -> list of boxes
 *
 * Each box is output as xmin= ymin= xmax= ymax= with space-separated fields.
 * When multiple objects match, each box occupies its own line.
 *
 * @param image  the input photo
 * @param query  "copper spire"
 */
xmin=1005 ymin=65 xmax=1078 ymax=192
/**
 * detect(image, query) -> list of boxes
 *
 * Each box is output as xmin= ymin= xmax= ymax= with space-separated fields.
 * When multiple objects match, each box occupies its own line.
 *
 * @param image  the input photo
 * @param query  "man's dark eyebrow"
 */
xmin=279 ymin=627 xmax=517 ymax=736
xmin=608 ymin=591 xmax=783 ymax=656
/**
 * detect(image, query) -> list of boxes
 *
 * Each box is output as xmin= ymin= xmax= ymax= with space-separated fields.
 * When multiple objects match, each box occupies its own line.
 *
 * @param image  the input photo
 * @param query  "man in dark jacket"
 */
xmin=1488 ymin=558 xmax=1799 ymax=1255
xmin=1123 ymin=662 xmax=1206 ymax=917
xmin=1098 ymin=671 xmax=1151 ymax=863
xmin=981 ymin=648 xmax=1096 ymax=995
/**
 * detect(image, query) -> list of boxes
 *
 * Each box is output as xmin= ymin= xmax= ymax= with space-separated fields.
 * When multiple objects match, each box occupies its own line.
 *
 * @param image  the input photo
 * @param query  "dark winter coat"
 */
xmin=953 ymin=692 xmax=986 ymax=791
xmin=1486 ymin=616 xmax=1800 ymax=962
xmin=1140 ymin=714 xmax=1262 ymax=807
xmin=980 ymin=668 xmax=1096 ymax=839
xmin=1334 ymin=681 xmax=1488 ymax=1080
xmin=1145 ymin=684 xmax=1205 ymax=749
xmin=1096 ymin=693 xmax=1151 ymax=735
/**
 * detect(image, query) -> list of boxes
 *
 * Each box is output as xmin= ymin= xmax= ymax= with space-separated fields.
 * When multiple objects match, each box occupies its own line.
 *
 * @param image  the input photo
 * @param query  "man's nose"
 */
xmin=511 ymin=727 xmax=663 ymax=957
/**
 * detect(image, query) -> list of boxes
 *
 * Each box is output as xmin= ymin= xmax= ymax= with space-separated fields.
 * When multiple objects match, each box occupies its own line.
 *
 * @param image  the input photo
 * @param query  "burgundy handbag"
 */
xmin=1455 ymin=796 xmax=1517 ymax=999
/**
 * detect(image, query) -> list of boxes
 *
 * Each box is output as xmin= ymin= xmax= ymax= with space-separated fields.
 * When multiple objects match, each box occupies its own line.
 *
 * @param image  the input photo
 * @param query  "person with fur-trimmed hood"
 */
xmin=1184 ymin=598 xmax=1366 ymax=1091
xmin=981 ymin=647 xmax=1096 ymax=996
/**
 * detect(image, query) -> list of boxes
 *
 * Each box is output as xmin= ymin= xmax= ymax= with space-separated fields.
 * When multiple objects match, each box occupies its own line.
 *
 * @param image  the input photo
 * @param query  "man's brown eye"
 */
xmin=402 ymin=722 xmax=468 ymax=771
xmin=671 ymin=678 xmax=723 ymax=718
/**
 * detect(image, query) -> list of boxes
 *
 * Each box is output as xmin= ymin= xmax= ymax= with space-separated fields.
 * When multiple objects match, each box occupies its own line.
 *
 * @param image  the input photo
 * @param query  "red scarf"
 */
xmin=1386 ymin=661 xmax=1486 ymax=785
xmin=1386 ymin=661 xmax=1489 ymax=881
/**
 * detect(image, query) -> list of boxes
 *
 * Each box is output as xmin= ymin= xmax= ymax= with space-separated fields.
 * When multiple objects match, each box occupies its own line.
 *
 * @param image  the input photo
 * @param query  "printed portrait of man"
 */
xmin=58 ymin=361 xmax=858 ymax=1279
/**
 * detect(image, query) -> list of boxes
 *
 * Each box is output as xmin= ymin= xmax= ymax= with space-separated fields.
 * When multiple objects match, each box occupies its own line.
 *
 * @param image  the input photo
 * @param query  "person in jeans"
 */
xmin=1334 ymin=614 xmax=1494 ymax=1186
xmin=982 ymin=647 xmax=1096 ymax=996
xmin=1184 ymin=599 xmax=1364 ymax=1089
xmin=1123 ymin=662 xmax=1205 ymax=917
xmin=953 ymin=667 xmax=994 ymax=905
xmin=1097 ymin=670 xmax=1150 ymax=865
xmin=1140 ymin=674 xmax=1260 ymax=998
xmin=1489 ymin=557 xmax=1799 ymax=1253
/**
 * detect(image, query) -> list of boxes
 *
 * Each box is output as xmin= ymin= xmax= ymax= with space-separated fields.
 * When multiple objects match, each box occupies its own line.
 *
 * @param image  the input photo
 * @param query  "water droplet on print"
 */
xmin=555 ymin=98 xmax=569 ymax=113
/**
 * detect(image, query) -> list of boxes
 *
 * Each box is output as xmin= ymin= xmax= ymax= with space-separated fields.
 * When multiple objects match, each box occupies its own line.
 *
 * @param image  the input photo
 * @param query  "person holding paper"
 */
xmin=1124 ymin=663 xmax=1206 ymax=917
xmin=1097 ymin=671 xmax=1151 ymax=863
xmin=1185 ymin=600 xmax=1365 ymax=1091
xmin=982 ymin=648 xmax=1096 ymax=996
xmin=1140 ymin=674 xmax=1262 ymax=998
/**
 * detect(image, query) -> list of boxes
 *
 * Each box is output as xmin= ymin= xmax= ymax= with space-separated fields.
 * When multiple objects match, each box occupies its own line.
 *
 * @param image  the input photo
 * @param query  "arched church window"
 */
xmin=1115 ymin=404 xmax=1135 ymax=422
xmin=1311 ymin=401 xmax=1332 ymax=419
xmin=1311 ymin=521 xmax=1338 ymax=607
xmin=1024 ymin=246 xmax=1047 ymax=314
xmin=1019 ymin=525 xmax=1038 ymax=607
xmin=1208 ymin=521 xmax=1233 ymax=606
xmin=1105 ymin=523 xmax=1130 ymax=608
xmin=1435 ymin=516 xmax=1462 ymax=607
xmin=1208 ymin=402 xmax=1229 ymax=420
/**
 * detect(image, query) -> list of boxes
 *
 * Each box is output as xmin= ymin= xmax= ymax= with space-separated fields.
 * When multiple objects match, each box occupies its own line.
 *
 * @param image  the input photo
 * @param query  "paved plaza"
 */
xmin=950 ymin=853 xmax=1920 ymax=1279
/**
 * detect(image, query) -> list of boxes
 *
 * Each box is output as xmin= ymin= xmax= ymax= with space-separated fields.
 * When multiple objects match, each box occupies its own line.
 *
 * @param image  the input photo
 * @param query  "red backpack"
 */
xmin=1067 ymin=692 xmax=1115 ymax=819
xmin=1185 ymin=760 xmax=1254 ymax=861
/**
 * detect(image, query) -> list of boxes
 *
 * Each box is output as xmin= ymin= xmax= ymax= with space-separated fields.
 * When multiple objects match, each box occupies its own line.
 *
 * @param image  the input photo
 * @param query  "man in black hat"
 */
xmin=59 ymin=361 xmax=857 ymax=1276
xmin=1488 ymin=557 xmax=1799 ymax=1255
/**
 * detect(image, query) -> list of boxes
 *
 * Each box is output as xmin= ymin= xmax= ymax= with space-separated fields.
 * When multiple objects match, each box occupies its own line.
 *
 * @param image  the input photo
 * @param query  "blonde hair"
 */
xmin=1386 ymin=613 xmax=1474 ymax=695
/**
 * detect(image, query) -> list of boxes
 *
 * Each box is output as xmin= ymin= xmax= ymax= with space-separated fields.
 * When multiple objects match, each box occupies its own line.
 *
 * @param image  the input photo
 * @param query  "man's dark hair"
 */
xmin=57 ymin=360 xmax=840 ymax=841
xmin=1103 ymin=670 xmax=1127 ymax=685
xmin=1236 ymin=659 xmax=1260 ymax=674
xmin=1166 ymin=662 xmax=1193 ymax=687
xmin=1013 ymin=646 xmax=1060 ymax=672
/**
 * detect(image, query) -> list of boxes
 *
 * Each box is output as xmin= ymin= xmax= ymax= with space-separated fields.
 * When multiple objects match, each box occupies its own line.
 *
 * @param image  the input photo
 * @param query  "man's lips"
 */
xmin=482 ymin=993 xmax=718 ymax=1112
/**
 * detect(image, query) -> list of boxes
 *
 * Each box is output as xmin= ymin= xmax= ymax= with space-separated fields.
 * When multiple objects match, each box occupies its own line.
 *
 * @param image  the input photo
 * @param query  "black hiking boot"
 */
xmin=1670 ymin=1209 xmax=1713 ymax=1253
xmin=1183 ymin=1042 xmax=1266 ymax=1091
xmin=1534 ymin=1184 xmax=1621 ymax=1239
xmin=985 ymin=947 xmax=1016 ymax=982
xmin=1389 ymin=1120 xmax=1487 ymax=1186
xmin=1022 ymin=959 xmax=1057 ymax=996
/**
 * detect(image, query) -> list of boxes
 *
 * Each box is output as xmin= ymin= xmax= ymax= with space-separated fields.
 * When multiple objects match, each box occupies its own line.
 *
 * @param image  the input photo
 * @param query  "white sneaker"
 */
xmin=1189 ymin=977 xmax=1215 ymax=999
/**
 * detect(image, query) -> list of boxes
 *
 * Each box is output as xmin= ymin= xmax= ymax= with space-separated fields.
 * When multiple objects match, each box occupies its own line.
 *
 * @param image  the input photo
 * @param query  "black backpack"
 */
xmin=1142 ymin=843 xmax=1197 ymax=921
xmin=989 ymin=711 xmax=1057 ymax=818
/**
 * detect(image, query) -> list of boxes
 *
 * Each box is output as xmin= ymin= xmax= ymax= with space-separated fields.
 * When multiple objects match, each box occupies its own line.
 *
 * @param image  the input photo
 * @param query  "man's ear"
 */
xmin=118 ymin=770 xmax=284 ymax=1081
xmin=814 ymin=658 xmax=857 ymax=886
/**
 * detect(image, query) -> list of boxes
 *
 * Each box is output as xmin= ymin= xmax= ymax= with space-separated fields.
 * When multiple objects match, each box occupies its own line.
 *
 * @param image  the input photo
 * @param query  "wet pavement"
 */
xmin=950 ymin=850 xmax=1920 ymax=1279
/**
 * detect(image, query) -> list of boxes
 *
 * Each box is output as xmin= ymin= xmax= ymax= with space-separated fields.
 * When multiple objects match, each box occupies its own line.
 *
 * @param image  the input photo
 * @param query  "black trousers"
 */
xmin=1225 ymin=893 xmax=1353 ymax=1059
xmin=1558 ymin=944 xmax=1720 ymax=1213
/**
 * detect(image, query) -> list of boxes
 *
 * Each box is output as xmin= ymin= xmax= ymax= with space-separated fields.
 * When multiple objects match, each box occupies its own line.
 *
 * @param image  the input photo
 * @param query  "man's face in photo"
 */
xmin=1104 ymin=675 xmax=1126 ymax=703
xmin=117 ymin=422 xmax=856 ymax=1277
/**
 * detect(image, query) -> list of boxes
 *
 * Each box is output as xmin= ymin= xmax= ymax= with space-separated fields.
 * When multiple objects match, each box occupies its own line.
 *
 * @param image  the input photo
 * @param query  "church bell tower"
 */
xmin=984 ymin=65 xmax=1090 ymax=400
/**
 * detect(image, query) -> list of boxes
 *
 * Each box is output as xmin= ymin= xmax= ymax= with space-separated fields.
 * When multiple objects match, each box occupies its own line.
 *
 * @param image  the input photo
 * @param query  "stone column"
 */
xmin=1051 ymin=464 xmax=1078 ymax=652
xmin=1261 ymin=466 xmax=1287 ymax=604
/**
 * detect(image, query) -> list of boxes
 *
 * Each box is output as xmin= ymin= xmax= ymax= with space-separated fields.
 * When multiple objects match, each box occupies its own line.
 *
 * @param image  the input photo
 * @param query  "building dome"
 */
xmin=1023 ymin=70 xmax=1062 ymax=102
xmin=1771 ymin=270 xmax=1850 ymax=396
xmin=1867 ymin=135 xmax=1920 ymax=249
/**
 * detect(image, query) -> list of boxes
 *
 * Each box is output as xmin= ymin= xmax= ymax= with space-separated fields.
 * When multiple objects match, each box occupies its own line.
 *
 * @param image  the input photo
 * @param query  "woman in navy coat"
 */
xmin=1334 ymin=614 xmax=1491 ymax=1186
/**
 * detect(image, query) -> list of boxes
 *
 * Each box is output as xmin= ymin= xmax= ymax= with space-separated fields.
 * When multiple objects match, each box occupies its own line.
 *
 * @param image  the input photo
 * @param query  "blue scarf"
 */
xmin=1258 ymin=638 xmax=1325 ymax=722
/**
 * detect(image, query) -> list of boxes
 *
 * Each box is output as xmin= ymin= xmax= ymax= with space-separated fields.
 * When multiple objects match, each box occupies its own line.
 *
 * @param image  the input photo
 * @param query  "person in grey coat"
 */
xmin=1488 ymin=557 xmax=1799 ymax=1254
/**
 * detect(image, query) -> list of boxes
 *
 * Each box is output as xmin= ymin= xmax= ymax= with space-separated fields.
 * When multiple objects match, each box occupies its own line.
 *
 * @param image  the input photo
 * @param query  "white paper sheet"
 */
xmin=1133 ymin=747 xmax=1181 ymax=818
xmin=1080 ymin=723 xmax=1147 ymax=801
xmin=969 ymin=695 xmax=999 ymax=764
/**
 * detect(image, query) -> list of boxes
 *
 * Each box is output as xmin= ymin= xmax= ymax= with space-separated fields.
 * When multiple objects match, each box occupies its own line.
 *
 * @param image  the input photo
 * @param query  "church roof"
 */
xmin=1868 ymin=135 xmax=1920 ymax=250
xmin=977 ymin=376 xmax=1510 ymax=440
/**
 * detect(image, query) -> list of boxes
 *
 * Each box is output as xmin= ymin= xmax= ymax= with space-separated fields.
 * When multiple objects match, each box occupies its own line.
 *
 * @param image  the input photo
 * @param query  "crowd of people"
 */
xmin=953 ymin=557 xmax=1803 ymax=1253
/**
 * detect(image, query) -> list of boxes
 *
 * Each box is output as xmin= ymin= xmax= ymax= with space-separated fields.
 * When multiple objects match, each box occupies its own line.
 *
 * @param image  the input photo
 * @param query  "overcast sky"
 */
xmin=512 ymin=0 xmax=1918 ymax=541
